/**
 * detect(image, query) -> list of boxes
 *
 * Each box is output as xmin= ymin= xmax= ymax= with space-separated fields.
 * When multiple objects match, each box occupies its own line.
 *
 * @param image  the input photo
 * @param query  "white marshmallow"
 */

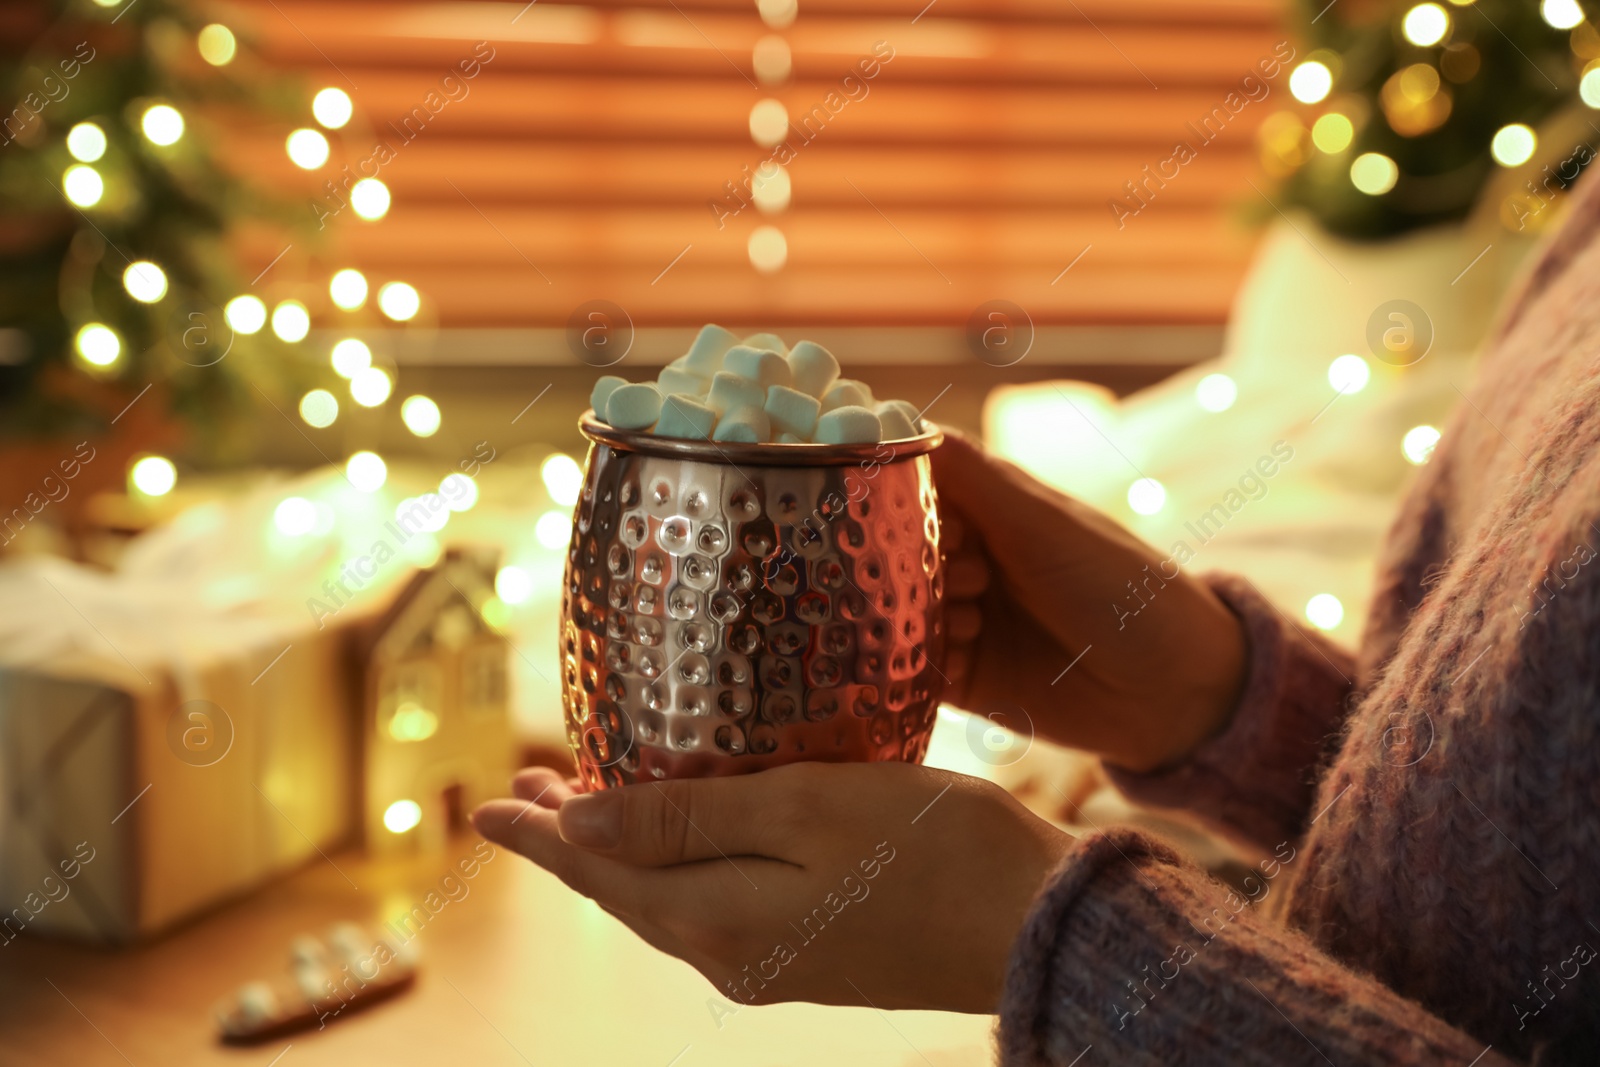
xmin=776 ymin=432 xmax=806 ymax=444
xmin=815 ymin=405 xmax=882 ymax=445
xmin=658 ymin=366 xmax=708 ymax=397
xmin=821 ymin=379 xmax=872 ymax=412
xmin=683 ymin=324 xmax=740 ymax=375
xmin=874 ymin=400 xmax=917 ymax=440
xmin=722 ymin=345 xmax=793 ymax=391
xmin=786 ymin=340 xmax=840 ymax=398
xmin=712 ymin=405 xmax=770 ymax=443
xmin=707 ymin=372 xmax=765 ymax=417
xmin=655 ymin=394 xmax=717 ymax=439
xmin=590 ymin=375 xmax=627 ymax=421
xmin=741 ymin=332 xmax=788 ymax=355
xmin=606 ymin=382 xmax=663 ymax=430
xmin=764 ymin=384 xmax=821 ymax=440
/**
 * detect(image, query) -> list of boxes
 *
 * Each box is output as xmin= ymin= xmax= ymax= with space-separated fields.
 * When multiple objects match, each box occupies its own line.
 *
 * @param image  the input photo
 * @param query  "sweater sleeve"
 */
xmin=998 ymin=828 xmax=1516 ymax=1067
xmin=1102 ymin=574 xmax=1357 ymax=852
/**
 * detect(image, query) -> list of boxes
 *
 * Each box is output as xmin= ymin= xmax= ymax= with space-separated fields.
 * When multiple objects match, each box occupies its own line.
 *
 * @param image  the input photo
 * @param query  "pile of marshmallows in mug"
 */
xmin=589 ymin=325 xmax=925 ymax=445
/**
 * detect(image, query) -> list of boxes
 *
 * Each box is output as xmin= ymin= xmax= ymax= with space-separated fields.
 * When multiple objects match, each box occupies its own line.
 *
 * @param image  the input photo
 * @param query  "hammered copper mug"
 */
xmin=559 ymin=411 xmax=947 ymax=790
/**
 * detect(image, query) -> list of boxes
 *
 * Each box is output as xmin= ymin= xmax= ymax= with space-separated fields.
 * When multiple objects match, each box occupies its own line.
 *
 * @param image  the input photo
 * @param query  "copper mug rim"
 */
xmin=578 ymin=410 xmax=944 ymax=468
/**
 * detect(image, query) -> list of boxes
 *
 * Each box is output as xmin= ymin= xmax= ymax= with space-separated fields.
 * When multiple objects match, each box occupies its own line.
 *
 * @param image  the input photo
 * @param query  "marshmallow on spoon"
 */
xmin=606 ymin=382 xmax=664 ymax=429
xmin=712 ymin=405 xmax=771 ymax=443
xmin=707 ymin=372 xmax=765 ymax=417
xmin=786 ymin=341 xmax=839 ymax=398
xmin=683 ymin=324 xmax=740 ymax=376
xmin=655 ymin=394 xmax=718 ymax=439
xmin=815 ymin=405 xmax=882 ymax=445
xmin=591 ymin=375 xmax=627 ymax=421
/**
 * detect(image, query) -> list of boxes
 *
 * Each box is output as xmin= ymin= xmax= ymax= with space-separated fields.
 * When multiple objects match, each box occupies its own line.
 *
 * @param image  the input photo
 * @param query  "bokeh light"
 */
xmin=541 ymin=453 xmax=583 ymax=506
xmin=350 ymin=366 xmax=393 ymax=407
xmin=198 ymin=24 xmax=237 ymax=66
xmin=1289 ymin=61 xmax=1333 ymax=104
xmin=1127 ymin=477 xmax=1167 ymax=516
xmin=274 ymin=496 xmax=317 ymax=536
xmin=1305 ymin=593 xmax=1345 ymax=631
xmin=66 ymin=122 xmax=106 ymax=162
xmin=383 ymin=799 xmax=422 ymax=833
xmin=1311 ymin=112 xmax=1354 ymax=154
xmin=748 ymin=226 xmax=788 ymax=273
xmin=286 ymin=128 xmax=330 ymax=169
xmin=440 ymin=473 xmax=479 ymax=512
xmin=1350 ymin=152 xmax=1399 ymax=195
xmin=1491 ymin=124 xmax=1536 ymax=167
xmin=62 ymin=165 xmax=103 ymax=207
xmin=350 ymin=178 xmax=390 ymax=220
xmin=130 ymin=455 xmax=177 ymax=497
xmin=346 ymin=451 xmax=387 ymax=492
xmin=1195 ymin=373 xmax=1238 ymax=413
xmin=536 ymin=510 xmax=572 ymax=550
xmin=299 ymin=388 xmax=339 ymax=428
xmin=378 ymin=281 xmax=421 ymax=321
xmin=1542 ymin=0 xmax=1585 ymax=30
xmin=225 ymin=295 xmax=267 ymax=334
xmin=141 ymin=104 xmax=184 ymax=146
xmin=122 ymin=261 xmax=167 ymax=303
xmin=271 ymin=300 xmax=311 ymax=342
xmin=495 ymin=565 xmax=534 ymax=605
xmin=401 ymin=395 xmax=441 ymax=437
xmin=329 ymin=268 xmax=368 ymax=310
xmin=312 ymin=87 xmax=354 ymax=129
xmin=1328 ymin=353 xmax=1372 ymax=394
xmin=1401 ymin=3 xmax=1450 ymax=46
xmin=1402 ymin=424 xmax=1442 ymax=465
xmin=331 ymin=338 xmax=372 ymax=379
xmin=75 ymin=323 xmax=120 ymax=367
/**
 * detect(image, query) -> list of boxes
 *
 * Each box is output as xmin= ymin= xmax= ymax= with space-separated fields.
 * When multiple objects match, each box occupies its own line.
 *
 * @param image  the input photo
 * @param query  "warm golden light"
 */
xmin=66 ymin=122 xmax=106 ymax=162
xmin=1312 ymin=112 xmax=1355 ymax=153
xmin=748 ymin=226 xmax=787 ymax=273
xmin=130 ymin=455 xmax=177 ymax=497
xmin=383 ymin=799 xmax=423 ymax=833
xmin=1491 ymin=124 xmax=1536 ymax=167
xmin=346 ymin=450 xmax=387 ymax=492
xmin=270 ymin=300 xmax=311 ymax=342
xmin=286 ymin=128 xmax=330 ymax=169
xmin=62 ymin=165 xmax=103 ymax=207
xmin=312 ymin=87 xmax=354 ymax=129
xmin=401 ymin=395 xmax=441 ymax=437
xmin=122 ymin=261 xmax=168 ymax=303
xmin=1127 ymin=478 xmax=1166 ymax=515
xmin=377 ymin=282 xmax=420 ymax=321
xmin=75 ymin=323 xmax=120 ymax=367
xmin=1305 ymin=593 xmax=1345 ymax=630
xmin=1289 ymin=61 xmax=1333 ymax=104
xmin=1402 ymin=4 xmax=1450 ymax=46
xmin=350 ymin=178 xmax=390 ymax=220
xmin=331 ymin=338 xmax=372 ymax=379
xmin=1350 ymin=153 xmax=1399 ymax=195
xmin=225 ymin=295 xmax=267 ymax=334
xmin=329 ymin=268 xmax=368 ymax=309
xmin=141 ymin=104 xmax=184 ymax=146
xmin=1195 ymin=373 xmax=1237 ymax=412
xmin=198 ymin=24 xmax=237 ymax=66
xmin=350 ymin=366 xmax=393 ymax=407
xmin=299 ymin=389 xmax=339 ymax=427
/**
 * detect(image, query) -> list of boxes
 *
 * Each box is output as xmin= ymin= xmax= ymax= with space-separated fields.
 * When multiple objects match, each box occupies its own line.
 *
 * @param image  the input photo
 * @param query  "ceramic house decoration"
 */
xmin=356 ymin=547 xmax=511 ymax=854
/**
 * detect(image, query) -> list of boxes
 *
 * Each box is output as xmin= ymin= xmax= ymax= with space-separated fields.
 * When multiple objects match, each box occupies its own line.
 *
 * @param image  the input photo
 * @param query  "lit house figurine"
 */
xmin=355 ymin=548 xmax=511 ymax=853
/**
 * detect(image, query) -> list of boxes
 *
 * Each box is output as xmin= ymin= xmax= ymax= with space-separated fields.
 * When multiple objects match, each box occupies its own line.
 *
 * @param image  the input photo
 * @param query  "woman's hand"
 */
xmin=934 ymin=431 xmax=1247 ymax=773
xmin=472 ymin=762 xmax=1071 ymax=1014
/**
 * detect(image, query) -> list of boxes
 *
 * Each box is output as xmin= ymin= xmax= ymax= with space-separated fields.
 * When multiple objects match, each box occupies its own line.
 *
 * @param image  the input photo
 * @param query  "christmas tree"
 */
xmin=1265 ymin=0 xmax=1600 ymax=238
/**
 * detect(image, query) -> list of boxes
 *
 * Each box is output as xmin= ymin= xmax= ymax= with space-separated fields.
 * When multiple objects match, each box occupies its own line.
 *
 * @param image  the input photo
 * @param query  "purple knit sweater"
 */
xmin=999 ymin=179 xmax=1600 ymax=1066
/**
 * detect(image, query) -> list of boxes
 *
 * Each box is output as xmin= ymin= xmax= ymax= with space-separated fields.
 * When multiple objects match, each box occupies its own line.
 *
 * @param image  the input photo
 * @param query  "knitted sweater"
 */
xmin=999 ymin=177 xmax=1600 ymax=1066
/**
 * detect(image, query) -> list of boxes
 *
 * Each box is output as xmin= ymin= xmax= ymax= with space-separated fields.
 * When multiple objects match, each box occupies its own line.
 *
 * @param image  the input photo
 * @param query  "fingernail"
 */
xmin=558 ymin=792 xmax=622 ymax=849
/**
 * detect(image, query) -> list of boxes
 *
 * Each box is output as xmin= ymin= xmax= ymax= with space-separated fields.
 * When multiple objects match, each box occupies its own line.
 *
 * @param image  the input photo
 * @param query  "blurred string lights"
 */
xmin=1266 ymin=0 xmax=1600 ymax=238
xmin=53 ymin=13 xmax=443 ymax=505
xmin=746 ymin=0 xmax=799 ymax=273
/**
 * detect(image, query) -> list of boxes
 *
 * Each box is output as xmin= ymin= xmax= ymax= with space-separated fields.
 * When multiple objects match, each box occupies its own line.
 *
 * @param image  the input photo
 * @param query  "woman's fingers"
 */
xmin=553 ymin=773 xmax=814 ymax=868
xmin=512 ymin=766 xmax=578 ymax=808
